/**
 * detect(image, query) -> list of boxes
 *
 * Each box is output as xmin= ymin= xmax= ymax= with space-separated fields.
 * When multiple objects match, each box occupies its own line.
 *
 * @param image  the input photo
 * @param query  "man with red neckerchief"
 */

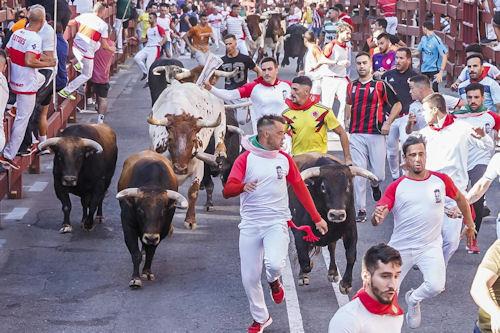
xmin=372 ymin=135 xmax=475 ymax=329
xmin=329 ymin=243 xmax=404 ymax=333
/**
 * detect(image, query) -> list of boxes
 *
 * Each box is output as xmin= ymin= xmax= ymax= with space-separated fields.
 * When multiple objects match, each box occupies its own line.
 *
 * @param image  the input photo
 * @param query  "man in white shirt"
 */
xmin=329 ymin=244 xmax=404 ymax=333
xmin=417 ymin=93 xmax=493 ymax=266
xmin=156 ymin=3 xmax=172 ymax=58
xmin=58 ymin=3 xmax=116 ymax=101
xmin=204 ymin=57 xmax=291 ymax=134
xmin=208 ymin=8 xmax=224 ymax=51
xmin=285 ymin=3 xmax=302 ymax=28
xmin=222 ymin=4 xmax=253 ymax=56
xmin=0 ymin=6 xmax=56 ymax=170
xmin=458 ymin=54 xmax=500 ymax=112
xmin=372 ymin=135 xmax=475 ymax=329
xmin=134 ymin=13 xmax=167 ymax=82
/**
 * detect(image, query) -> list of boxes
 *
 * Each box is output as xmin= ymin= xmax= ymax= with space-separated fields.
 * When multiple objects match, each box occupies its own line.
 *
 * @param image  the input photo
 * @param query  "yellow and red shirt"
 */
xmin=282 ymin=96 xmax=340 ymax=156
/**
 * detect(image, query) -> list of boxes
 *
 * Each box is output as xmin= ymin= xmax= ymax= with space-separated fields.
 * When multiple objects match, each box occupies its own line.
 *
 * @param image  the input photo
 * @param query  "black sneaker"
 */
xmin=356 ymin=210 xmax=367 ymax=223
xmin=371 ymin=185 xmax=381 ymax=201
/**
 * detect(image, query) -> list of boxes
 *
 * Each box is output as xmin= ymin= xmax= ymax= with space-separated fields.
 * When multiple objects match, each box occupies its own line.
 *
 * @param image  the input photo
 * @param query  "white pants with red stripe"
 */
xmin=396 ymin=242 xmax=446 ymax=304
xmin=65 ymin=47 xmax=94 ymax=94
xmin=321 ymin=76 xmax=348 ymax=128
xmin=134 ymin=46 xmax=159 ymax=76
xmin=3 ymin=72 xmax=45 ymax=159
xmin=239 ymin=222 xmax=289 ymax=323
xmin=350 ymin=133 xmax=386 ymax=211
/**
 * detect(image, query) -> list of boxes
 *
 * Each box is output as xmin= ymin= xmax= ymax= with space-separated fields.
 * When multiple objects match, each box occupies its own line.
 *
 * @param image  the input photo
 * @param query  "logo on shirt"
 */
xmin=31 ymin=44 xmax=37 ymax=50
xmin=434 ymin=189 xmax=442 ymax=203
xmin=282 ymin=90 xmax=288 ymax=99
xmin=389 ymin=77 xmax=395 ymax=82
xmin=312 ymin=111 xmax=319 ymax=118
xmin=485 ymin=123 xmax=491 ymax=134
xmin=276 ymin=166 xmax=284 ymax=180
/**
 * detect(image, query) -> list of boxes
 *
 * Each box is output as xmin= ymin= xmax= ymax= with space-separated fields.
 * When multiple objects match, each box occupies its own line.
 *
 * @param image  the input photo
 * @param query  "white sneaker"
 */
xmin=97 ymin=114 xmax=105 ymax=124
xmin=405 ymin=289 xmax=421 ymax=329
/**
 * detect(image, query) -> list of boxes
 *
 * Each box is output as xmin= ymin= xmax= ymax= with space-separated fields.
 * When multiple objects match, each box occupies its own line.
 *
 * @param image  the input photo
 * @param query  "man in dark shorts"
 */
xmin=219 ymin=33 xmax=262 ymax=125
xmin=89 ymin=38 xmax=116 ymax=124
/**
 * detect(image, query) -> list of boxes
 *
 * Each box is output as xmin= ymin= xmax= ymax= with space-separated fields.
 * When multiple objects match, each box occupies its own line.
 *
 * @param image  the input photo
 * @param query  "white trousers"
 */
xmin=3 ymin=72 xmax=44 ymax=159
xmin=134 ymin=46 xmax=158 ymax=75
xmin=386 ymin=16 xmax=398 ymax=35
xmin=179 ymin=32 xmax=187 ymax=55
xmin=212 ymin=27 xmax=223 ymax=49
xmin=237 ymin=39 xmax=249 ymax=56
xmin=65 ymin=47 xmax=94 ymax=94
xmin=386 ymin=116 xmax=409 ymax=180
xmin=194 ymin=50 xmax=209 ymax=66
xmin=442 ymin=212 xmax=462 ymax=266
xmin=397 ymin=243 xmax=446 ymax=304
xmin=114 ymin=18 xmax=127 ymax=51
xmin=0 ymin=82 xmax=8 ymax=152
xmin=321 ymin=76 xmax=348 ymax=128
xmin=239 ymin=222 xmax=290 ymax=323
xmin=350 ymin=133 xmax=386 ymax=211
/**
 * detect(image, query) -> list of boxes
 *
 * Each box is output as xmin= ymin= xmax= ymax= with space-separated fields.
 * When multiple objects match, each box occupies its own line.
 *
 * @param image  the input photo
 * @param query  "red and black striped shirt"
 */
xmin=347 ymin=79 xmax=399 ymax=134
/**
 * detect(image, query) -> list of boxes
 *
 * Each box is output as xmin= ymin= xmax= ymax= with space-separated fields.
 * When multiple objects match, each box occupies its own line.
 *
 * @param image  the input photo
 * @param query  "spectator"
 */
xmin=0 ymin=5 xmax=56 ymax=170
xmin=157 ymin=3 xmax=172 ymax=58
xmin=458 ymin=55 xmax=500 ymax=113
xmin=0 ymin=51 xmax=8 ymax=153
xmin=58 ymin=3 xmax=116 ymax=101
xmin=372 ymin=33 xmax=397 ymax=78
xmin=310 ymin=3 xmax=322 ymax=39
xmin=414 ymin=21 xmax=448 ymax=92
xmin=72 ymin=0 xmax=93 ymax=14
xmin=90 ymin=38 xmax=116 ymax=124
xmin=183 ymin=13 xmax=213 ymax=66
xmin=363 ymin=18 xmax=404 ymax=55
xmin=115 ymin=0 xmax=133 ymax=54
xmin=328 ymin=244 xmax=404 ymax=333
xmin=491 ymin=1 xmax=500 ymax=50
xmin=55 ymin=22 xmax=68 ymax=92
xmin=452 ymin=44 xmax=500 ymax=89
xmin=377 ymin=0 xmax=397 ymax=35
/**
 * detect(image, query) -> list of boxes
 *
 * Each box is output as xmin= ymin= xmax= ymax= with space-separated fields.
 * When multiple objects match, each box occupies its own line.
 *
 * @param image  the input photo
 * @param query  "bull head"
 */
xmin=116 ymin=188 xmax=188 ymax=209
xmin=153 ymin=65 xmax=187 ymax=84
xmin=38 ymin=137 xmax=103 ymax=187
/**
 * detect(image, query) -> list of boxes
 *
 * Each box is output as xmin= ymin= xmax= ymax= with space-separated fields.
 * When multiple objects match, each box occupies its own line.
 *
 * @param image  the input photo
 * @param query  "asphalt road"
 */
xmin=0 ymin=50 xmax=499 ymax=333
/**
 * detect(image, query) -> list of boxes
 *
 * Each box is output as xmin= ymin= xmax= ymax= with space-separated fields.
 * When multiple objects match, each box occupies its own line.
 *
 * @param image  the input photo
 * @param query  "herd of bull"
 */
xmin=39 ymin=59 xmax=380 ymax=292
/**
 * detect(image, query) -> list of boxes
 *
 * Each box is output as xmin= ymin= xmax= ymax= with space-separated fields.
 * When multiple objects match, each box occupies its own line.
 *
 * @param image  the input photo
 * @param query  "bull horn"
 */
xmin=147 ymin=116 xmax=170 ymax=126
xmin=300 ymin=167 xmax=321 ymax=181
xmin=224 ymin=101 xmax=252 ymax=109
xmin=166 ymin=190 xmax=188 ymax=209
xmin=227 ymin=125 xmax=244 ymax=137
xmin=196 ymin=113 xmax=222 ymax=128
xmin=81 ymin=138 xmax=103 ymax=154
xmin=349 ymin=166 xmax=379 ymax=186
xmin=152 ymin=65 xmax=167 ymax=76
xmin=38 ymin=137 xmax=62 ymax=153
xmin=214 ymin=68 xmax=239 ymax=78
xmin=116 ymin=188 xmax=141 ymax=200
xmin=195 ymin=151 xmax=218 ymax=167
xmin=174 ymin=69 xmax=192 ymax=81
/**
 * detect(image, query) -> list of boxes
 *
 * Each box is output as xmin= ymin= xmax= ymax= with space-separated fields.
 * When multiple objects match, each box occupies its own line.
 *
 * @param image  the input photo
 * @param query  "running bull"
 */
xmin=38 ymin=124 xmax=118 ymax=233
xmin=289 ymin=153 xmax=378 ymax=294
xmin=116 ymin=150 xmax=188 ymax=289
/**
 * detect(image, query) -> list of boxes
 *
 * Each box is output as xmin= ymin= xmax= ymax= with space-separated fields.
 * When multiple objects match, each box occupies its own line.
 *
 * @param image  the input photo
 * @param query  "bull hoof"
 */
xmin=141 ymin=271 xmax=156 ymax=281
xmin=339 ymin=282 xmax=352 ymax=295
xmin=94 ymin=215 xmax=105 ymax=224
xmin=59 ymin=224 xmax=73 ymax=234
xmin=82 ymin=223 xmax=95 ymax=232
xmin=298 ymin=273 xmax=310 ymax=286
xmin=129 ymin=277 xmax=142 ymax=289
xmin=184 ymin=221 xmax=197 ymax=230
xmin=327 ymin=273 xmax=340 ymax=283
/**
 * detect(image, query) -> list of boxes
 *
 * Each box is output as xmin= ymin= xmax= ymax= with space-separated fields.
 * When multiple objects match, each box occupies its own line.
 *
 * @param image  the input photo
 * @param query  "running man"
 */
xmin=59 ymin=2 xmax=115 ymax=100
xmin=372 ymin=135 xmax=475 ymax=329
xmin=329 ymin=244 xmax=404 ymax=333
xmin=345 ymin=52 xmax=402 ymax=223
xmin=183 ymin=13 xmax=213 ymax=65
xmin=223 ymin=4 xmax=253 ymax=56
xmin=223 ymin=115 xmax=328 ymax=333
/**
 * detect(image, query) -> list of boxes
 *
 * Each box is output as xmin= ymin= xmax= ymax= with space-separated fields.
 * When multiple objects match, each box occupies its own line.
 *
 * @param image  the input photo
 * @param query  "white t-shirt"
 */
xmin=459 ymin=76 xmax=500 ymax=112
xmin=37 ymin=21 xmax=55 ymax=71
xmin=418 ymin=116 xmax=494 ymax=191
xmin=328 ymin=297 xmax=404 ymax=333
xmin=484 ymin=153 xmax=500 ymax=181
xmin=455 ymin=111 xmax=500 ymax=170
xmin=457 ymin=62 xmax=500 ymax=82
xmin=6 ymin=28 xmax=42 ymax=94
xmin=320 ymin=41 xmax=351 ymax=77
xmin=208 ymin=13 xmax=223 ymax=29
xmin=286 ymin=8 xmax=302 ymax=27
xmin=157 ymin=15 xmax=171 ymax=41
xmin=379 ymin=172 xmax=458 ymax=251
xmin=145 ymin=25 xmax=166 ymax=47
xmin=73 ymin=13 xmax=109 ymax=58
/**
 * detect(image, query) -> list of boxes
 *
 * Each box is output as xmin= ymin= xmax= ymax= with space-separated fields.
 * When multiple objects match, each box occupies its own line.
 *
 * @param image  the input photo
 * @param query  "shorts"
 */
xmin=92 ymin=82 xmax=110 ymax=98
xmin=38 ymin=69 xmax=54 ymax=106
xmin=494 ymin=11 xmax=500 ymax=26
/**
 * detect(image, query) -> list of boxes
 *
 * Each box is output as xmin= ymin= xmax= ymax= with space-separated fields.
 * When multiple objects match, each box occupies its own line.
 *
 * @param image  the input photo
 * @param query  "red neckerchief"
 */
xmin=353 ymin=288 xmax=404 ymax=316
xmin=429 ymin=113 xmax=455 ymax=131
xmin=471 ymin=67 xmax=489 ymax=83
xmin=254 ymin=76 xmax=286 ymax=87
xmin=229 ymin=12 xmax=238 ymax=17
xmin=285 ymin=95 xmax=320 ymax=110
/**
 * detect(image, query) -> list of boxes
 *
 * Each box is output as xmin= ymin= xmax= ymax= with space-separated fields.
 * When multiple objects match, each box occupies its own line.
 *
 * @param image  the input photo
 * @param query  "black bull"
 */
xmin=116 ymin=150 xmax=188 ymax=289
xmin=282 ymin=24 xmax=307 ymax=73
xmin=288 ymin=153 xmax=378 ymax=294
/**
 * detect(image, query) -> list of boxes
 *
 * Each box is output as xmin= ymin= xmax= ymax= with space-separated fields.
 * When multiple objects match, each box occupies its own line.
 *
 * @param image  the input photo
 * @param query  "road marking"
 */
xmin=283 ymin=256 xmax=305 ymax=333
xmin=321 ymin=247 xmax=350 ymax=307
xmin=4 ymin=207 xmax=30 ymax=220
xmin=24 ymin=181 xmax=48 ymax=192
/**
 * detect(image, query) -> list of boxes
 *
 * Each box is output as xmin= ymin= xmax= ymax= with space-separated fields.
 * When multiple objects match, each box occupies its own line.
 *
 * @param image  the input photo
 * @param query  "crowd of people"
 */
xmin=0 ymin=1 xmax=499 ymax=333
